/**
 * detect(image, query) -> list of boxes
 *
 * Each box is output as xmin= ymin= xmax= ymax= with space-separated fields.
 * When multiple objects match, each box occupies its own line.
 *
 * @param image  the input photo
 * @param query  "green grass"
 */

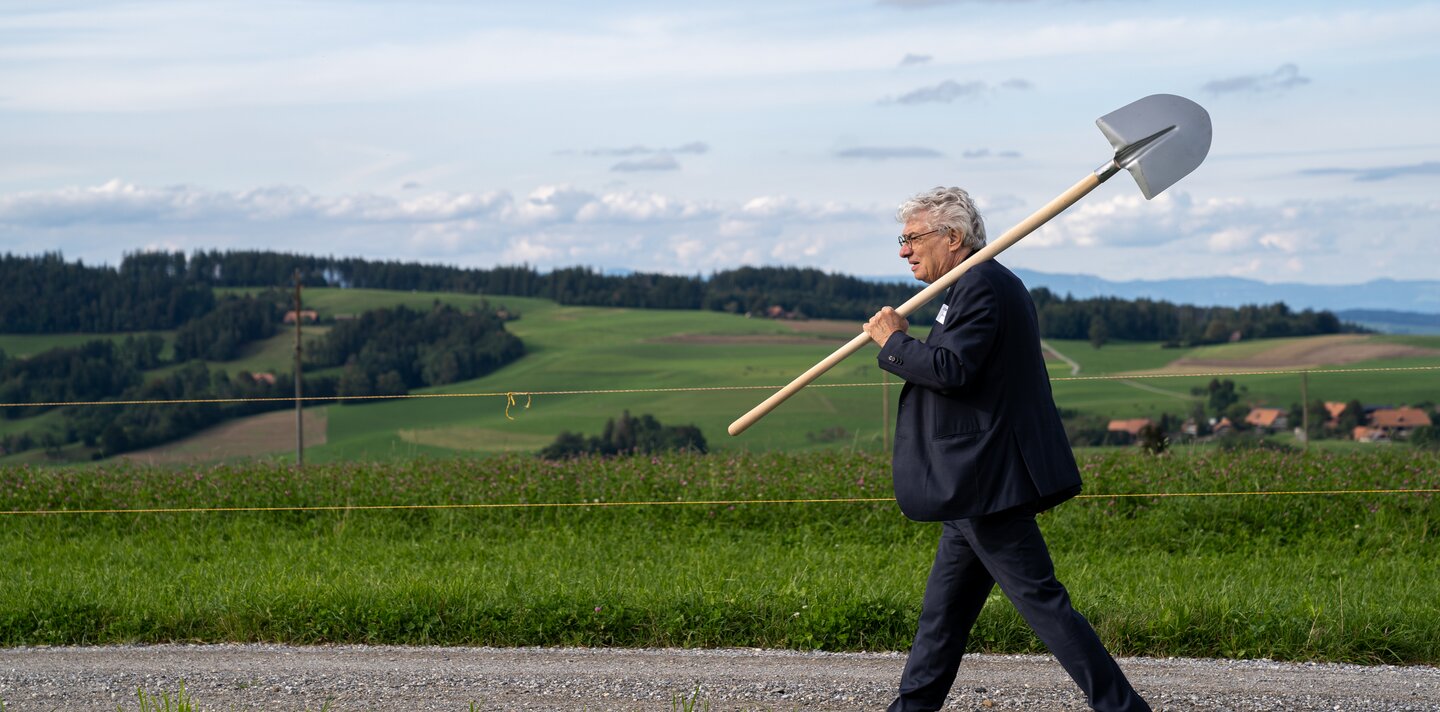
xmin=0 ymin=331 xmax=176 ymax=360
xmin=2 ymin=449 xmax=1437 ymax=663
xmin=1045 ymin=339 xmax=1190 ymax=375
xmin=6 ymin=287 xmax=1438 ymax=464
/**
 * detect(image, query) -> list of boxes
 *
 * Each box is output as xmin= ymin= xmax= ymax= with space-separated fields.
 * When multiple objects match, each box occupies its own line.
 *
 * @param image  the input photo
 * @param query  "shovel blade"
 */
xmin=1096 ymin=93 xmax=1212 ymax=199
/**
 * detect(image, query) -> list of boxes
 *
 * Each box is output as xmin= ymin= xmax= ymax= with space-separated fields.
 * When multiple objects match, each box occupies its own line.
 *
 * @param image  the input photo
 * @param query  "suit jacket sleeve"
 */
xmin=876 ymin=270 xmax=1000 ymax=394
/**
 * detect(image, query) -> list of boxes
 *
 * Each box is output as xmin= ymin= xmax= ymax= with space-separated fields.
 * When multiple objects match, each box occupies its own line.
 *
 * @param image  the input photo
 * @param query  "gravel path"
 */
xmin=3 ymin=645 xmax=1439 ymax=711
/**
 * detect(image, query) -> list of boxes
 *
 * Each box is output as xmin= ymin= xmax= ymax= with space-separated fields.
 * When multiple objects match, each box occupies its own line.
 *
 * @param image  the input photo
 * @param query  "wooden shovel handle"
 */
xmin=727 ymin=172 xmax=1104 ymax=436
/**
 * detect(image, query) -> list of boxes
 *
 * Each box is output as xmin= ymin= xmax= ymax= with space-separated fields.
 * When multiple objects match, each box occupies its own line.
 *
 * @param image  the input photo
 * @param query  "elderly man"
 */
xmin=862 ymin=186 xmax=1150 ymax=712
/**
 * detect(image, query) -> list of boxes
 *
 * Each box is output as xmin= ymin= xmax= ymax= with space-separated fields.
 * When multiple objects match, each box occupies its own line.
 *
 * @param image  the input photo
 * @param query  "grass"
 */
xmin=2 ymin=449 xmax=1437 ymax=664
xmin=0 ymin=331 xmax=176 ymax=361
xmin=6 ymin=287 xmax=1437 ymax=464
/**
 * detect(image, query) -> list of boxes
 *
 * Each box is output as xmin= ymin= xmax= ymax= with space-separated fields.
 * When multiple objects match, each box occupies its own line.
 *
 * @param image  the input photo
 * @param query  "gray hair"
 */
xmin=897 ymin=186 xmax=987 ymax=251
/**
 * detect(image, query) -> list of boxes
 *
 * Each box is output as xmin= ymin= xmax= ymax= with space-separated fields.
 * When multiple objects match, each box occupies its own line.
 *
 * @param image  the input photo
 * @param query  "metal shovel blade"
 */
xmin=1096 ymin=93 xmax=1212 ymax=199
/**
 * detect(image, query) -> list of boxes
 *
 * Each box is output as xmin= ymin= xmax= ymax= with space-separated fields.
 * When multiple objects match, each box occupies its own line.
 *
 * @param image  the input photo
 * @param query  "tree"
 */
xmin=1193 ymin=379 xmax=1242 ymax=419
xmin=1088 ymin=318 xmax=1109 ymax=350
xmin=538 ymin=412 xmax=707 ymax=458
xmin=1338 ymin=399 xmax=1366 ymax=433
xmin=1137 ymin=421 xmax=1168 ymax=455
xmin=1223 ymin=402 xmax=1252 ymax=431
xmin=1189 ymin=403 xmax=1212 ymax=437
xmin=100 ymin=423 xmax=130 ymax=456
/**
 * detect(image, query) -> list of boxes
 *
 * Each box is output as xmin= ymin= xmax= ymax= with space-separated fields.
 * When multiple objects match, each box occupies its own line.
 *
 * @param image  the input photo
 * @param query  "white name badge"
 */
xmin=936 ymin=304 xmax=949 ymax=324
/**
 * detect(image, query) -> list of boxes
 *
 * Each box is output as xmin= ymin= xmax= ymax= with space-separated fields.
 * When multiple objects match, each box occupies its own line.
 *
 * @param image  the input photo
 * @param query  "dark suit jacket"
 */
xmin=878 ymin=259 xmax=1081 ymax=521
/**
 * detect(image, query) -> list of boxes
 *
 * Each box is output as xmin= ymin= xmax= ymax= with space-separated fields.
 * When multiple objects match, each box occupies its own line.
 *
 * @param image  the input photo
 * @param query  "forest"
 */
xmin=1 ymin=250 xmax=1352 ymax=345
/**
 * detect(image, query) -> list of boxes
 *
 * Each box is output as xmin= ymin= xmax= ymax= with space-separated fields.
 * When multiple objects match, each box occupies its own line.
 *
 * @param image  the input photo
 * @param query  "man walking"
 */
xmin=862 ymin=186 xmax=1150 ymax=712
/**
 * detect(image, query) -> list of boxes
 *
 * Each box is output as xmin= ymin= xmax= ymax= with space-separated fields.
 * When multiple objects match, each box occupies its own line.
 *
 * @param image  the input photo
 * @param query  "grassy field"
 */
xmin=4 ymin=287 xmax=1438 ymax=464
xmin=0 ymin=331 xmax=176 ymax=360
xmin=2 ymin=449 xmax=1437 ymax=664
xmin=294 ymin=290 xmax=1439 ymax=461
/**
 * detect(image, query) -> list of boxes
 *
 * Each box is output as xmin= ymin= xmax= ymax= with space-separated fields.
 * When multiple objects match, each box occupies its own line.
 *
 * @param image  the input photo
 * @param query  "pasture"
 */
xmin=2 ymin=449 xmax=1437 ymax=664
xmin=3 ymin=286 xmax=1438 ymax=465
xmin=300 ymin=290 xmax=1438 ymax=461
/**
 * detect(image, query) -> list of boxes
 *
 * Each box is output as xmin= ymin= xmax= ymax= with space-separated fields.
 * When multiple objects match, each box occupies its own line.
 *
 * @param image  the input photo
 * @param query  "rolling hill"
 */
xmin=40 ymin=287 xmax=1422 ymax=465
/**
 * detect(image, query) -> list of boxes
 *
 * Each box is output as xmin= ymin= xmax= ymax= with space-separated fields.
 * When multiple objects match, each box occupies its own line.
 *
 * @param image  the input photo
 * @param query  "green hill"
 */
xmin=5 ymin=287 xmax=1438 ymax=465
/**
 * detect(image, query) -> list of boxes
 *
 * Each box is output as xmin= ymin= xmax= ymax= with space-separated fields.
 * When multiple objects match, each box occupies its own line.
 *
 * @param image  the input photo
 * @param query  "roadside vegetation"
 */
xmin=3 ymin=449 xmax=1436 ymax=664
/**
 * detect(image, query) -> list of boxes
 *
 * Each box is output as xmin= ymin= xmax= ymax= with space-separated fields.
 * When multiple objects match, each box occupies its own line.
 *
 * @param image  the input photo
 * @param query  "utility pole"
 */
xmin=1300 ymin=371 xmax=1310 ymax=453
xmin=294 ymin=269 xmax=304 ymax=468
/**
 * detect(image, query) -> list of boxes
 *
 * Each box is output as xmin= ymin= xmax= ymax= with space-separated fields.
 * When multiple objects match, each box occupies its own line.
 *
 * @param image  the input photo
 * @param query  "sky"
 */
xmin=1 ymin=0 xmax=1437 ymax=285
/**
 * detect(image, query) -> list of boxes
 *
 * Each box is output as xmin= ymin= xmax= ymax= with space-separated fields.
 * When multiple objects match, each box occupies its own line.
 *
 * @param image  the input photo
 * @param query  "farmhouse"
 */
xmin=1369 ymin=407 xmax=1432 ymax=438
xmin=283 ymin=309 xmax=319 ymax=324
xmin=1107 ymin=418 xmax=1153 ymax=437
xmin=1244 ymin=407 xmax=1288 ymax=431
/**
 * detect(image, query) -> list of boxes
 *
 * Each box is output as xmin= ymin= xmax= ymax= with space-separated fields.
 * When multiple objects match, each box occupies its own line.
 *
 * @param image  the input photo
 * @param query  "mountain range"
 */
xmin=859 ymin=269 xmax=1440 ymax=334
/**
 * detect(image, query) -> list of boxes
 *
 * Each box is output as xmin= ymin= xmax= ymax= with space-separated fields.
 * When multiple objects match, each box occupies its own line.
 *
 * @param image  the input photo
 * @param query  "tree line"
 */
xmin=0 ymin=253 xmax=215 ymax=332
xmin=121 ymin=250 xmax=1358 ymax=340
xmin=6 ymin=251 xmax=1357 ymax=344
xmin=1032 ymin=289 xmax=1352 ymax=347
xmin=539 ymin=411 xmax=707 ymax=459
xmin=309 ymin=303 xmax=526 ymax=398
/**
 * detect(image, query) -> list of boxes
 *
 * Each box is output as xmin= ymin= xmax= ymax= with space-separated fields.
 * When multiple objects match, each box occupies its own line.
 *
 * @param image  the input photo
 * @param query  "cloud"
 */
xmin=6 ymin=180 xmax=1436 ymax=284
xmin=883 ymin=77 xmax=1031 ymax=105
xmin=888 ymin=79 xmax=986 ymax=104
xmin=898 ymin=53 xmax=931 ymax=67
xmin=836 ymin=146 xmax=944 ymax=160
xmin=578 ymin=141 xmax=709 ymax=157
xmin=1203 ymin=63 xmax=1311 ymax=96
xmin=0 ymin=179 xmax=512 ymax=227
xmin=0 ymin=180 xmax=885 ymax=274
xmin=961 ymin=149 xmax=1022 ymax=159
xmin=1299 ymin=161 xmax=1440 ymax=182
xmin=671 ymin=141 xmax=710 ymax=155
xmin=610 ymin=154 xmax=681 ymax=172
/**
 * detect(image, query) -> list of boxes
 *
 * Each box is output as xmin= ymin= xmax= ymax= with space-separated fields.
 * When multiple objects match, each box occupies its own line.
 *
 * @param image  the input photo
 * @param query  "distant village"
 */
xmin=1108 ymin=402 xmax=1436 ymax=445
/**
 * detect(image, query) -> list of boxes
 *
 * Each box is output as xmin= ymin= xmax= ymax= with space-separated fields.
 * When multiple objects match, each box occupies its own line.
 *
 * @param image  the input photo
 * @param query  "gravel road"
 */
xmin=3 ymin=645 xmax=1439 ymax=711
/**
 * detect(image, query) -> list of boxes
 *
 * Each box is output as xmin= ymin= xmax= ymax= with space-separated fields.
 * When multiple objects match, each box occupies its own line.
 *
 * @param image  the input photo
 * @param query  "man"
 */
xmin=862 ymin=186 xmax=1150 ymax=712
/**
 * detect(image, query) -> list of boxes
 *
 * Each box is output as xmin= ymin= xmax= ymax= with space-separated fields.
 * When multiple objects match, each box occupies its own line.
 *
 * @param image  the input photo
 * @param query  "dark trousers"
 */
xmin=889 ymin=507 xmax=1150 ymax=712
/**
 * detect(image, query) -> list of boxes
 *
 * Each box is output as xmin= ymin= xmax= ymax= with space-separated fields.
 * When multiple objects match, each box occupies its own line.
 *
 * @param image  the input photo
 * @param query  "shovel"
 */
xmin=728 ymin=93 xmax=1212 ymax=436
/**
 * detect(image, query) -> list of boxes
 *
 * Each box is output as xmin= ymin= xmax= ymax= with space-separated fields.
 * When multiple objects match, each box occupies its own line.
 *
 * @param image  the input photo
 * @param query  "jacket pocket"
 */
xmin=932 ymin=408 xmax=986 ymax=439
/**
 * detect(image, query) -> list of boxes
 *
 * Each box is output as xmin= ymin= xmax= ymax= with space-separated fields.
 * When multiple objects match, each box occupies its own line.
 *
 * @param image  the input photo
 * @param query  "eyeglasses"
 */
xmin=897 ymin=228 xmax=942 ymax=248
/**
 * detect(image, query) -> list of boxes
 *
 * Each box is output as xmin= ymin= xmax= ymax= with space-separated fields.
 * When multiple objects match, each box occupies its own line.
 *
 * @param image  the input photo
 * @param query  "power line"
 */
xmin=3 ymin=365 xmax=1437 ymax=410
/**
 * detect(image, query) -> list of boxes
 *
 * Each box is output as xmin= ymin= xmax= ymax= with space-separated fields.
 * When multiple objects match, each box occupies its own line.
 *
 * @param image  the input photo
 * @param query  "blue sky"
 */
xmin=1 ymin=0 xmax=1437 ymax=284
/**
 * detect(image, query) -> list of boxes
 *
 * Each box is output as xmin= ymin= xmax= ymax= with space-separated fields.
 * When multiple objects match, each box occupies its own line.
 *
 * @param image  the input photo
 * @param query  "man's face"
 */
xmin=899 ymin=213 xmax=960 ymax=284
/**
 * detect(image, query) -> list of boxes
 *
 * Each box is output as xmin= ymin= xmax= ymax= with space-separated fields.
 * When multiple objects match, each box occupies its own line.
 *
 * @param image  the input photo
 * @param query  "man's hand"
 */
xmin=864 ymin=306 xmax=908 ymax=348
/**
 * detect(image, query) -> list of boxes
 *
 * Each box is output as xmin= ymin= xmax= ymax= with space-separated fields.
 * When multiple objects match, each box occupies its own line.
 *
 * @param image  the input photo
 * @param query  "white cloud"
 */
xmin=3 ymin=179 xmax=1436 ymax=284
xmin=610 ymin=154 xmax=682 ymax=172
xmin=1203 ymin=63 xmax=1311 ymax=96
xmin=1206 ymin=227 xmax=1254 ymax=252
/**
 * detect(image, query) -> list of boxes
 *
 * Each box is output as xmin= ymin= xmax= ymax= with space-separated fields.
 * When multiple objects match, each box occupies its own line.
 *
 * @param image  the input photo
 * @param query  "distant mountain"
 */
xmin=865 ymin=269 xmax=1440 ymax=316
xmin=1015 ymin=270 xmax=1440 ymax=314
xmin=1334 ymin=309 xmax=1440 ymax=335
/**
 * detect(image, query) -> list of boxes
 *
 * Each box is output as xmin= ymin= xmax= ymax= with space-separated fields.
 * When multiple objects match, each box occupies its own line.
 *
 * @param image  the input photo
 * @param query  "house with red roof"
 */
xmin=1370 ymin=407 xmax=1432 ymax=439
xmin=1244 ymin=407 xmax=1288 ymax=432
